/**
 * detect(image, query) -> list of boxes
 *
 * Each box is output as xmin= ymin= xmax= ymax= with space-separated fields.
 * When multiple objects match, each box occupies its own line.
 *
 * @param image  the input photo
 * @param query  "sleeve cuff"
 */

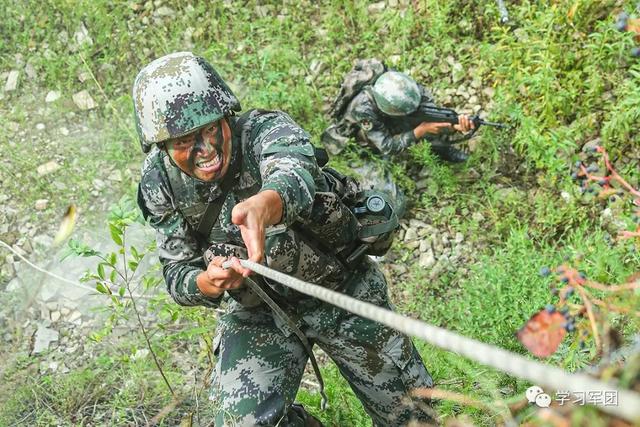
xmin=186 ymin=269 xmax=224 ymax=307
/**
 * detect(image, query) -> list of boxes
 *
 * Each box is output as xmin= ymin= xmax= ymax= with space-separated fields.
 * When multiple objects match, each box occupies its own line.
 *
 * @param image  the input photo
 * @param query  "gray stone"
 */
xmin=418 ymin=251 xmax=436 ymax=269
xmin=33 ymin=324 xmax=59 ymax=354
xmin=409 ymin=219 xmax=428 ymax=229
xmin=25 ymin=62 xmax=37 ymax=80
xmin=68 ymin=310 xmax=82 ymax=323
xmin=59 ymin=126 xmax=70 ymax=136
xmin=406 ymin=240 xmax=420 ymax=250
xmin=419 ymin=239 xmax=430 ymax=253
xmin=50 ymin=311 xmax=61 ymax=322
xmin=404 ymin=228 xmax=418 ymax=242
xmin=45 ymin=91 xmax=61 ymax=103
xmin=5 ymin=70 xmax=19 ymax=91
xmin=107 ymin=170 xmax=122 ymax=182
xmin=454 ymin=232 xmax=464 ymax=244
xmin=368 ymin=1 xmax=386 ymax=13
xmin=72 ymin=90 xmax=97 ymax=110
xmin=77 ymin=71 xmax=91 ymax=83
xmin=34 ymin=199 xmax=48 ymax=210
xmin=37 ymin=160 xmax=61 ymax=176
xmin=482 ymin=87 xmax=495 ymax=98
xmin=92 ymin=178 xmax=106 ymax=189
xmin=74 ymin=23 xmax=93 ymax=47
xmin=36 ymin=123 xmax=45 ymax=131
xmin=472 ymin=212 xmax=485 ymax=222
xmin=32 ymin=234 xmax=54 ymax=249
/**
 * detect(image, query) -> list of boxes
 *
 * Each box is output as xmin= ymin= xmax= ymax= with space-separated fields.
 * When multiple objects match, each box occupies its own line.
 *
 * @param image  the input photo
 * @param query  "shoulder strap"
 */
xmin=195 ymin=113 xmax=252 ymax=241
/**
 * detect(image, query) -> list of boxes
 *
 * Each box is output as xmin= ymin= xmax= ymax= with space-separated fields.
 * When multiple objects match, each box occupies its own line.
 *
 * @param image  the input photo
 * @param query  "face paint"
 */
xmin=165 ymin=119 xmax=232 ymax=182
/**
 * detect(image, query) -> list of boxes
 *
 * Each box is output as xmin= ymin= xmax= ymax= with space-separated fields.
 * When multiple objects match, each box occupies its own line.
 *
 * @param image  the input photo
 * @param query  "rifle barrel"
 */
xmin=479 ymin=120 xmax=508 ymax=129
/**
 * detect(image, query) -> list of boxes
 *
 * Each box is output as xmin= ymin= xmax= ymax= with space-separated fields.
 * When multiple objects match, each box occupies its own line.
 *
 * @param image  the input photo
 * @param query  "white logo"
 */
xmin=526 ymin=385 xmax=551 ymax=408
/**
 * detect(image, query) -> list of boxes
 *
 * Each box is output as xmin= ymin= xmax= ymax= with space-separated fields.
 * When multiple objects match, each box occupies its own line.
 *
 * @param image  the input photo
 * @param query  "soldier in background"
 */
xmin=134 ymin=52 xmax=434 ymax=426
xmin=322 ymin=59 xmax=474 ymax=163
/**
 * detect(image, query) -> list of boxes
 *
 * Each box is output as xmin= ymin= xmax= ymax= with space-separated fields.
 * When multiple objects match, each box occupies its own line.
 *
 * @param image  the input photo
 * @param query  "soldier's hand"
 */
xmin=232 ymin=190 xmax=283 ymax=277
xmin=453 ymin=115 xmax=475 ymax=133
xmin=414 ymin=121 xmax=452 ymax=139
xmin=196 ymin=256 xmax=244 ymax=297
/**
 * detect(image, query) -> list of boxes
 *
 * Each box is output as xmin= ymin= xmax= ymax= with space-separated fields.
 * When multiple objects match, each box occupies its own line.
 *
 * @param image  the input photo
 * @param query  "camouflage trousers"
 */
xmin=209 ymin=259 xmax=434 ymax=426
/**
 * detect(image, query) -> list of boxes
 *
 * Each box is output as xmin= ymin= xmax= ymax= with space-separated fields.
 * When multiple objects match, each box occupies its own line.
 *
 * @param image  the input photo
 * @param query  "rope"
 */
xmin=225 ymin=259 xmax=640 ymax=422
xmin=0 ymin=240 xmax=150 ymax=299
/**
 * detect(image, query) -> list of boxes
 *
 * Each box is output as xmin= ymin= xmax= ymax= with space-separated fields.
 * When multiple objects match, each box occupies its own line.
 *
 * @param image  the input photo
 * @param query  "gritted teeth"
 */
xmin=196 ymin=154 xmax=220 ymax=168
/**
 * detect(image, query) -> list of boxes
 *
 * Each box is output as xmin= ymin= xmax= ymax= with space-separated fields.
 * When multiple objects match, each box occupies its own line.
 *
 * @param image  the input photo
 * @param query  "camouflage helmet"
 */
xmin=133 ymin=52 xmax=241 ymax=153
xmin=370 ymin=71 xmax=420 ymax=116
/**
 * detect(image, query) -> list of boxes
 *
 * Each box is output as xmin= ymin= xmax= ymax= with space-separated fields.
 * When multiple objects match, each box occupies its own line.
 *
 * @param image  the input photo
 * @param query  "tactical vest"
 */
xmin=161 ymin=110 xmax=398 ymax=306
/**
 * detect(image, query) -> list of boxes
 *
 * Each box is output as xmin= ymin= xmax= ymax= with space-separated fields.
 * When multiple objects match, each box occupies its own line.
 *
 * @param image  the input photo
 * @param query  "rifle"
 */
xmin=408 ymin=105 xmax=508 ymax=145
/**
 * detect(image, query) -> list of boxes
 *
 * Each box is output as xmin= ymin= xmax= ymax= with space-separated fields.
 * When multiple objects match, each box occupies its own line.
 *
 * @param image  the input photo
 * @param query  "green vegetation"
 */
xmin=1 ymin=0 xmax=639 ymax=425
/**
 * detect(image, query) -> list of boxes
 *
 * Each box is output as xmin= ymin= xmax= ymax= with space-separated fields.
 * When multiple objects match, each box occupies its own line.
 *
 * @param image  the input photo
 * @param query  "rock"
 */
xmin=74 ymin=23 xmax=93 ymax=47
xmin=155 ymin=6 xmax=174 ymax=16
xmin=25 ymin=62 xmax=37 ymax=80
xmin=50 ymin=311 xmax=61 ymax=322
xmin=77 ymin=71 xmax=90 ymax=83
xmin=406 ymin=240 xmax=420 ymax=250
xmin=451 ymin=63 xmax=465 ymax=83
xmin=472 ymin=212 xmax=485 ymax=222
xmin=418 ymin=226 xmax=435 ymax=238
xmin=59 ymin=126 xmax=70 ymax=136
xmin=368 ymin=1 xmax=386 ymax=13
xmin=582 ymin=138 xmax=601 ymax=153
xmin=5 ymin=70 xmax=19 ymax=91
xmin=34 ymin=199 xmax=48 ymax=210
xmin=92 ymin=178 xmax=106 ymax=189
xmin=108 ymin=170 xmax=122 ymax=182
xmin=388 ymin=0 xmax=399 ymax=6
xmin=36 ymin=123 xmax=45 ymax=131
xmin=454 ymin=232 xmax=464 ymax=244
xmin=6 ymin=277 xmax=20 ymax=292
xmin=482 ymin=87 xmax=495 ymax=98
xmin=7 ymin=121 xmax=19 ymax=133
xmin=416 ymin=179 xmax=429 ymax=191
xmin=255 ymin=5 xmax=269 ymax=17
xmin=60 ymin=307 xmax=71 ymax=316
xmin=132 ymin=348 xmax=150 ymax=360
xmin=468 ymin=95 xmax=478 ymax=105
xmin=418 ymin=251 xmax=436 ymax=268
xmin=73 ymin=90 xmax=97 ymax=110
xmin=45 ymin=90 xmax=61 ymax=103
xmin=409 ymin=219 xmax=428 ymax=229
xmin=419 ymin=240 xmax=430 ymax=252
xmin=33 ymin=234 xmax=54 ymax=249
xmin=404 ymin=228 xmax=418 ymax=242
xmin=32 ymin=324 xmax=59 ymax=354
xmin=68 ymin=310 xmax=82 ymax=324
xmin=560 ymin=191 xmax=572 ymax=203
xmin=37 ymin=160 xmax=61 ymax=176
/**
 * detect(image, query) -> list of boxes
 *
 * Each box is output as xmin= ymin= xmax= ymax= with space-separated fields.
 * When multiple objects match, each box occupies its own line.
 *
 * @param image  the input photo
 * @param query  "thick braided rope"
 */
xmin=231 ymin=259 xmax=640 ymax=422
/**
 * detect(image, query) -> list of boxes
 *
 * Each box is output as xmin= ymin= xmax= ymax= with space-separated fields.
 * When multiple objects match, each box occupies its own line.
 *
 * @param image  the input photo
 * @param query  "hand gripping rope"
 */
xmin=223 ymin=259 xmax=640 ymax=422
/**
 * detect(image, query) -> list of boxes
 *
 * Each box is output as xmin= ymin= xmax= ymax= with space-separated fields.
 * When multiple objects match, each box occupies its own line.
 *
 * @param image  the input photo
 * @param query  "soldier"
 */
xmin=134 ymin=52 xmax=434 ymax=426
xmin=322 ymin=61 xmax=475 ymax=163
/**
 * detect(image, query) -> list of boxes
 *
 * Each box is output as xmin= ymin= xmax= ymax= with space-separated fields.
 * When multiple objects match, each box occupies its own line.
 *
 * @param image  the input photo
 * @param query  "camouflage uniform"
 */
xmin=136 ymin=54 xmax=433 ymax=426
xmin=339 ymin=85 xmax=452 ymax=158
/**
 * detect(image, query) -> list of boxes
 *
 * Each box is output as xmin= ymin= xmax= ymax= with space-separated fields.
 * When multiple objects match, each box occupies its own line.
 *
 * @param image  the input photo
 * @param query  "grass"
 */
xmin=1 ymin=0 xmax=640 ymax=425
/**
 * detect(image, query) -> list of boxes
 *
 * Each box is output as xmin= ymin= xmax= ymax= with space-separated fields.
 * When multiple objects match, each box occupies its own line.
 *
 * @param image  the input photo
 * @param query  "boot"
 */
xmin=431 ymin=145 xmax=469 ymax=163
